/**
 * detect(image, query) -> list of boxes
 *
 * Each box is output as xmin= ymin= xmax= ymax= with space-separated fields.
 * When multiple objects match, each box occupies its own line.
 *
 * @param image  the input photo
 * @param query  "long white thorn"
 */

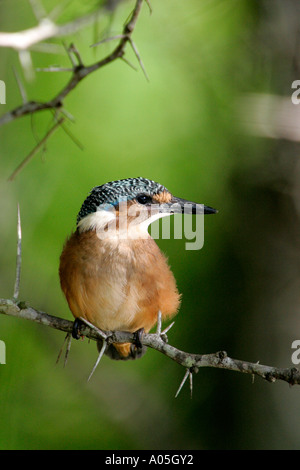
xmin=162 ymin=321 xmax=175 ymax=335
xmin=87 ymin=340 xmax=106 ymax=382
xmin=128 ymin=37 xmax=149 ymax=82
xmin=189 ymin=370 xmax=193 ymax=399
xmin=13 ymin=204 xmax=22 ymax=301
xmin=175 ymin=369 xmax=190 ymax=398
xmin=79 ymin=316 xmax=107 ymax=340
xmin=156 ymin=310 xmax=162 ymax=336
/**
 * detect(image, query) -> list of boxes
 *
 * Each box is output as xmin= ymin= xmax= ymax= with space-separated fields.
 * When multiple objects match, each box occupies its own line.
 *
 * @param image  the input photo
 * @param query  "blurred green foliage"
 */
xmin=0 ymin=0 xmax=300 ymax=450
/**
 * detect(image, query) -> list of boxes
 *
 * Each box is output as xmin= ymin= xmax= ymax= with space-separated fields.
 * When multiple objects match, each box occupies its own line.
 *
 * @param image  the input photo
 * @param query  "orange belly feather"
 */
xmin=59 ymin=230 xmax=181 ymax=357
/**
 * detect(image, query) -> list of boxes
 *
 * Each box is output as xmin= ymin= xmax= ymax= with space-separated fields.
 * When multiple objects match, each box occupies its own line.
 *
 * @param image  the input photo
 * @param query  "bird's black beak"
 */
xmin=159 ymin=196 xmax=218 ymax=215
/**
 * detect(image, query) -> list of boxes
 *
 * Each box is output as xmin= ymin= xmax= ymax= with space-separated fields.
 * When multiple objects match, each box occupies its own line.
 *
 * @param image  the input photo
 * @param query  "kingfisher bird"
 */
xmin=59 ymin=177 xmax=217 ymax=361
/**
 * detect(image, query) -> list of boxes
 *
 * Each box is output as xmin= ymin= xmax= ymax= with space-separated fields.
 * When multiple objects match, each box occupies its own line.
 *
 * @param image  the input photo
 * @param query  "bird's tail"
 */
xmin=97 ymin=340 xmax=147 ymax=361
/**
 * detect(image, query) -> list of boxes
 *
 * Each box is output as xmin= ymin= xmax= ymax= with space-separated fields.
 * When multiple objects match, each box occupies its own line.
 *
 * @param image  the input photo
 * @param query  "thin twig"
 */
xmin=8 ymin=117 xmax=64 ymax=181
xmin=12 ymin=205 xmax=22 ymax=301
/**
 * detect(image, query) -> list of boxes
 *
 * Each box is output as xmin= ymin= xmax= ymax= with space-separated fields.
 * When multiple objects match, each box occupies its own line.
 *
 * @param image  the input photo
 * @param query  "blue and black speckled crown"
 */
xmin=77 ymin=177 xmax=168 ymax=225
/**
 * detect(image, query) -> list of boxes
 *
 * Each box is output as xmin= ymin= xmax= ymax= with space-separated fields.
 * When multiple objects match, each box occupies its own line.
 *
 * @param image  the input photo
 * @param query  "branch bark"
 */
xmin=1 ymin=297 xmax=300 ymax=388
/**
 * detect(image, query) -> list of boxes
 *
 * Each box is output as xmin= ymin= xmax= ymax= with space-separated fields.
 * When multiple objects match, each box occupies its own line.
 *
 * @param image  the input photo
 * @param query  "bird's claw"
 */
xmin=72 ymin=318 xmax=85 ymax=339
xmin=133 ymin=327 xmax=145 ymax=349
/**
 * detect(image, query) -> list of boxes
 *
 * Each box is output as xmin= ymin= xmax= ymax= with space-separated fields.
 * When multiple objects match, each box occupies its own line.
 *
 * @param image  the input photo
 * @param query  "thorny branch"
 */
xmin=0 ymin=0 xmax=145 ymax=127
xmin=1 ymin=298 xmax=300 ymax=394
xmin=1 ymin=0 xmax=146 ymax=180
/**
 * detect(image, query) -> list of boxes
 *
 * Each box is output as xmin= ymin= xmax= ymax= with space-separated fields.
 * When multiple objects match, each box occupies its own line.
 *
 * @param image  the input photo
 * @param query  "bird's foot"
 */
xmin=72 ymin=318 xmax=86 ymax=339
xmin=133 ymin=327 xmax=145 ymax=349
xmin=129 ymin=327 xmax=146 ymax=359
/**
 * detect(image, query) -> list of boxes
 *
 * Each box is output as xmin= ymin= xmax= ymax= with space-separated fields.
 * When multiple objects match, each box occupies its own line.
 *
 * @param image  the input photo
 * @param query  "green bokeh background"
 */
xmin=1 ymin=0 xmax=300 ymax=450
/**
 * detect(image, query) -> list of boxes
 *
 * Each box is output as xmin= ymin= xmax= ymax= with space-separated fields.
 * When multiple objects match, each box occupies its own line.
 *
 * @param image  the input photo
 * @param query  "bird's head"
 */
xmin=76 ymin=177 xmax=217 ymax=238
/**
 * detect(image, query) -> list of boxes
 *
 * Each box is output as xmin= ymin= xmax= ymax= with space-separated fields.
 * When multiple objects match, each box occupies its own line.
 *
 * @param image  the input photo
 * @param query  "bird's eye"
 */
xmin=136 ymin=194 xmax=151 ymax=205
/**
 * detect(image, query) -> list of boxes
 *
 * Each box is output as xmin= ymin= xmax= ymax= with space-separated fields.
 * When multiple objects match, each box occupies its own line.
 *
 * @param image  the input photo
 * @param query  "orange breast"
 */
xmin=59 ymin=230 xmax=181 ymax=334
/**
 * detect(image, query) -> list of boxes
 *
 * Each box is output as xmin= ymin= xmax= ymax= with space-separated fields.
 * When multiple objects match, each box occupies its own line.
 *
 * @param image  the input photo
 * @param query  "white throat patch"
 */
xmin=77 ymin=210 xmax=116 ymax=233
xmin=77 ymin=208 xmax=171 ymax=240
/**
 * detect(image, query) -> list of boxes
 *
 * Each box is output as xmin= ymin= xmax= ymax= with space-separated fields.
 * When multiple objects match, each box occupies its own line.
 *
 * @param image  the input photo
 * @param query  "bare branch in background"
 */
xmin=0 ymin=0 xmax=146 ymax=179
xmin=0 ymin=9 xmax=104 ymax=51
xmin=0 ymin=0 xmax=145 ymax=127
